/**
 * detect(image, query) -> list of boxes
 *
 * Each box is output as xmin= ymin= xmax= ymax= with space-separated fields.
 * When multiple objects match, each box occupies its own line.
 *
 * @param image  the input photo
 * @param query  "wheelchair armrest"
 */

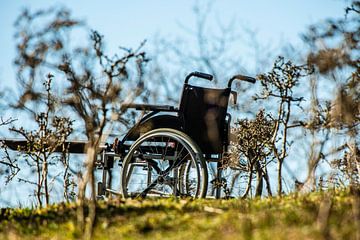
xmin=121 ymin=103 xmax=179 ymax=112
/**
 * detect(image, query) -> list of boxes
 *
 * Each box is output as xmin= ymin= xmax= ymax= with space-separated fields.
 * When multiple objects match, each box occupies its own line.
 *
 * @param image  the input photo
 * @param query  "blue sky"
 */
xmin=0 ymin=0 xmax=348 ymax=89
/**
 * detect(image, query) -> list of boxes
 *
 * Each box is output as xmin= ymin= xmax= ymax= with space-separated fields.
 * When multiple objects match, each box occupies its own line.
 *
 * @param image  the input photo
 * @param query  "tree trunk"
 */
xmin=263 ymin=167 xmax=272 ymax=197
xmin=255 ymin=161 xmax=263 ymax=197
xmin=241 ymin=163 xmax=254 ymax=199
xmin=230 ymin=172 xmax=241 ymax=196
xmin=36 ymin=159 xmax=42 ymax=208
xmin=277 ymin=159 xmax=283 ymax=196
xmin=43 ymin=158 xmax=49 ymax=206
xmin=77 ymin=145 xmax=96 ymax=235
xmin=84 ymin=147 xmax=97 ymax=240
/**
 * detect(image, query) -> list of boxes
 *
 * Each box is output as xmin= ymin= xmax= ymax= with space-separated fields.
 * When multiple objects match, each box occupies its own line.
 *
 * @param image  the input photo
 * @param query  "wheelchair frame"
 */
xmin=97 ymin=71 xmax=255 ymax=199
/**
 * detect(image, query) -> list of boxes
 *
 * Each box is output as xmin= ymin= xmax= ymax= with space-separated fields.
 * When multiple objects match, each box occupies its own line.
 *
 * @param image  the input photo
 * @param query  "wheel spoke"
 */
xmin=138 ymin=177 xmax=160 ymax=198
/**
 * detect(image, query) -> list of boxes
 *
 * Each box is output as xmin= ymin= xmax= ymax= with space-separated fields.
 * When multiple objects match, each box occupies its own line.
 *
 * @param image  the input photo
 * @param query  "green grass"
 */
xmin=1 ymin=190 xmax=359 ymax=240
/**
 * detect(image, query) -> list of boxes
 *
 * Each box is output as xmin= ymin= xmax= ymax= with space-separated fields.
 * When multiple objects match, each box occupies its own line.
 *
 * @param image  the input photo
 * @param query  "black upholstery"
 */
xmin=121 ymin=103 xmax=178 ymax=112
xmin=179 ymin=84 xmax=231 ymax=154
xmin=123 ymin=114 xmax=182 ymax=141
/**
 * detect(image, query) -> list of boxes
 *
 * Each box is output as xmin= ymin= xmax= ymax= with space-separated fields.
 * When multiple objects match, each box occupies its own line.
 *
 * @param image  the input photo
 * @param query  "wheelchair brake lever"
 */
xmin=231 ymin=91 xmax=237 ymax=105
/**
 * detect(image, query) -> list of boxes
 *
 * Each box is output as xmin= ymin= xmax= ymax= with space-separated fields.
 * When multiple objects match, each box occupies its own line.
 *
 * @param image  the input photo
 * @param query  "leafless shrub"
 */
xmin=8 ymin=75 xmax=73 ymax=207
xmin=229 ymin=109 xmax=275 ymax=197
xmin=255 ymin=56 xmax=313 ymax=195
xmin=0 ymin=102 xmax=19 ymax=186
xmin=12 ymin=7 xmax=148 ymax=239
xmin=0 ymin=143 xmax=20 ymax=184
xmin=331 ymin=147 xmax=359 ymax=186
xmin=303 ymin=0 xmax=359 ymax=191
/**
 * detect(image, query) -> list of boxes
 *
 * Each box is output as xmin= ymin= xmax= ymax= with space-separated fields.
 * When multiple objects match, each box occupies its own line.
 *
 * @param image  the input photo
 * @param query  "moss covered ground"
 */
xmin=0 ymin=190 xmax=359 ymax=239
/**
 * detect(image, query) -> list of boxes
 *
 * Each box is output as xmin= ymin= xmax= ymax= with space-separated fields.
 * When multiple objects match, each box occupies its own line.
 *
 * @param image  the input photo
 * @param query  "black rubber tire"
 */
xmin=120 ymin=128 xmax=208 ymax=198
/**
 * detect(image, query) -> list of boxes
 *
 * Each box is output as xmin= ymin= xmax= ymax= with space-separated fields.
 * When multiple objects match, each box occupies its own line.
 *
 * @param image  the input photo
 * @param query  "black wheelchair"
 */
xmin=97 ymin=71 xmax=255 ymax=199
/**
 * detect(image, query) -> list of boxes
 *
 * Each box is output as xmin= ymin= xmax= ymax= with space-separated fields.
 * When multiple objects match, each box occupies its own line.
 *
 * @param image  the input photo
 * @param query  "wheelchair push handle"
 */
xmin=228 ymin=74 xmax=256 ymax=88
xmin=228 ymin=74 xmax=256 ymax=105
xmin=185 ymin=71 xmax=213 ymax=84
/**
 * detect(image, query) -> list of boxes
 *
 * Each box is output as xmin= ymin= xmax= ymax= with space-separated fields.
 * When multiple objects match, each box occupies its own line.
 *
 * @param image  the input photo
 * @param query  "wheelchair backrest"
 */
xmin=179 ymin=84 xmax=231 ymax=154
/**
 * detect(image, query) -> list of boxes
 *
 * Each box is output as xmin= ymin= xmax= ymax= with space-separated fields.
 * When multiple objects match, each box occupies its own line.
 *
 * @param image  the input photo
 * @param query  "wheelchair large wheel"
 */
xmin=121 ymin=128 xmax=208 ymax=198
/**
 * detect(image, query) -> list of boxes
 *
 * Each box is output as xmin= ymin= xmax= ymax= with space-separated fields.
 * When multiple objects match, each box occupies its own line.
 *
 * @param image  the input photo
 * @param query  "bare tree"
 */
xmin=303 ymin=0 xmax=359 ymax=190
xmin=255 ymin=57 xmax=313 ymax=195
xmin=12 ymin=7 xmax=148 ymax=239
xmin=147 ymin=0 xmax=273 ymax=107
xmin=8 ymin=75 xmax=73 ymax=207
xmin=60 ymin=31 xmax=147 ymax=238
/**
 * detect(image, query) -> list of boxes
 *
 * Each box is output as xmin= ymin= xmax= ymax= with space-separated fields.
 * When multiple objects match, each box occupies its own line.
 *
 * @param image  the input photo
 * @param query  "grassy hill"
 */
xmin=0 ymin=190 xmax=359 ymax=239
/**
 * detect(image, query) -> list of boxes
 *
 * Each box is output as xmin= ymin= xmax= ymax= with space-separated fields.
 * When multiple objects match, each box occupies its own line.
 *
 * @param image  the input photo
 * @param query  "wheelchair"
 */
xmin=97 ymin=71 xmax=255 ymax=199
